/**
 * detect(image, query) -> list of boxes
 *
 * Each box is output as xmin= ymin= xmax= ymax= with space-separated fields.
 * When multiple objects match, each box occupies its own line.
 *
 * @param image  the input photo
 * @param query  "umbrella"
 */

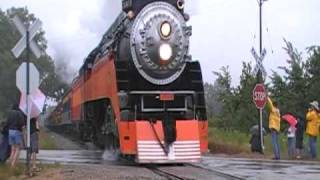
xmin=282 ymin=114 xmax=297 ymax=127
xmin=19 ymin=89 xmax=46 ymax=118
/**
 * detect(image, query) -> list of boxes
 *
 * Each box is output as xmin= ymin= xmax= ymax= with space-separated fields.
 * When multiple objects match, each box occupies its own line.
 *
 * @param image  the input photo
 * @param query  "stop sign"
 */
xmin=253 ymin=83 xmax=267 ymax=109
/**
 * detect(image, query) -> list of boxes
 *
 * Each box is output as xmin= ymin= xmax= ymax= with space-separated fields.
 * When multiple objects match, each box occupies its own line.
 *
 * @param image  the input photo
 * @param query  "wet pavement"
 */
xmin=20 ymin=150 xmax=104 ymax=165
xmin=19 ymin=150 xmax=320 ymax=179
xmin=200 ymin=156 xmax=320 ymax=180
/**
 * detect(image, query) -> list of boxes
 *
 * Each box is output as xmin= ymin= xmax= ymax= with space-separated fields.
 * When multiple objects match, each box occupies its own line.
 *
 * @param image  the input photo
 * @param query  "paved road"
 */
xmin=200 ymin=156 xmax=320 ymax=180
xmin=20 ymin=150 xmax=320 ymax=179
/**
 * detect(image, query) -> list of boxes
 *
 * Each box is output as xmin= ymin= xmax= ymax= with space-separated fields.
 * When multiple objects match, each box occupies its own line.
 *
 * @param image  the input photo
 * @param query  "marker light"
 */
xmin=159 ymin=44 xmax=173 ymax=61
xmin=160 ymin=22 xmax=172 ymax=38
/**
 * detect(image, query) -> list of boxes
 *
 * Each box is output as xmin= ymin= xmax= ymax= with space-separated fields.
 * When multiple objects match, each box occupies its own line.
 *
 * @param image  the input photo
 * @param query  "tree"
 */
xmin=273 ymin=39 xmax=307 ymax=116
xmin=204 ymin=82 xmax=223 ymax=118
xmin=212 ymin=66 xmax=236 ymax=130
xmin=305 ymin=46 xmax=320 ymax=104
xmin=233 ymin=62 xmax=258 ymax=132
xmin=0 ymin=7 xmax=69 ymax=116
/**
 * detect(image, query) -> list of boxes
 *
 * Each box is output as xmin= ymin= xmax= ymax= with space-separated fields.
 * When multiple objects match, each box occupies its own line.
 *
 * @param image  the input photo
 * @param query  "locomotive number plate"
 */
xmin=160 ymin=93 xmax=175 ymax=101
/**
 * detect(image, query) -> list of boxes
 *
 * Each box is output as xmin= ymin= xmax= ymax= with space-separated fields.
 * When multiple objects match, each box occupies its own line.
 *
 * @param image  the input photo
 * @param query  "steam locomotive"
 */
xmin=51 ymin=0 xmax=208 ymax=163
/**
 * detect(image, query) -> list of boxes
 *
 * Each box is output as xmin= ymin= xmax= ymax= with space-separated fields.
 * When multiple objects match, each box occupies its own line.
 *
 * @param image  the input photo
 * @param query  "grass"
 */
xmin=0 ymin=130 xmax=58 ymax=179
xmin=39 ymin=130 xmax=57 ymax=150
xmin=208 ymin=127 xmax=320 ymax=159
xmin=0 ymin=163 xmax=24 ymax=179
xmin=0 ymin=163 xmax=61 ymax=179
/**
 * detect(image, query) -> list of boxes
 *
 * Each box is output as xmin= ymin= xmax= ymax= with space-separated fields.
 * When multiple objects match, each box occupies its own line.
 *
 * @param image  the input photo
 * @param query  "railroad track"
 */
xmin=145 ymin=164 xmax=244 ymax=180
xmin=187 ymin=164 xmax=244 ymax=180
xmin=146 ymin=165 xmax=186 ymax=180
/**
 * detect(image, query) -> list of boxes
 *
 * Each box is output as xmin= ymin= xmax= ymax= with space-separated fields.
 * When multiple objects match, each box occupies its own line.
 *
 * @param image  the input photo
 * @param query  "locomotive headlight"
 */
xmin=159 ymin=44 xmax=172 ymax=61
xmin=160 ymin=22 xmax=172 ymax=38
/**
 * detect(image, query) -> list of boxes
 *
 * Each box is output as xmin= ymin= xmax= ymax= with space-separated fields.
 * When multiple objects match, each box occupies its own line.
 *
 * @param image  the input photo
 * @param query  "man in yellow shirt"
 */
xmin=267 ymin=97 xmax=281 ymax=160
xmin=306 ymin=101 xmax=319 ymax=159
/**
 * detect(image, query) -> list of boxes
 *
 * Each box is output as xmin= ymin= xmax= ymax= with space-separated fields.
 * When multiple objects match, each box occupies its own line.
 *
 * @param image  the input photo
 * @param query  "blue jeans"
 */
xmin=271 ymin=130 xmax=280 ymax=159
xmin=309 ymin=136 xmax=317 ymax=159
xmin=8 ymin=130 xmax=22 ymax=146
xmin=288 ymin=137 xmax=295 ymax=159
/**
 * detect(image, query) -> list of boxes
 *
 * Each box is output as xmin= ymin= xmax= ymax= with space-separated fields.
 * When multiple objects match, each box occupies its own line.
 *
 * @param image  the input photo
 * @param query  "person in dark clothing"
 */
xmin=249 ymin=125 xmax=265 ymax=154
xmin=7 ymin=104 xmax=25 ymax=168
xmin=0 ymin=121 xmax=11 ymax=162
xmin=250 ymin=134 xmax=261 ymax=153
xmin=30 ymin=117 xmax=40 ymax=172
xmin=295 ymin=115 xmax=305 ymax=159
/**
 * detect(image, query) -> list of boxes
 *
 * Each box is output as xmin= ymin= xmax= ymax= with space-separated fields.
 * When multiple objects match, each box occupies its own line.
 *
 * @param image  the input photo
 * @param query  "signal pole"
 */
xmin=257 ymin=0 xmax=266 ymax=153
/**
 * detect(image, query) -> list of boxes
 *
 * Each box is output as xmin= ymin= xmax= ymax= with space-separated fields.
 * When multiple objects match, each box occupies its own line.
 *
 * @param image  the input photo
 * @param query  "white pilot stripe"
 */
xmin=137 ymin=144 xmax=200 ymax=147
xmin=137 ymin=141 xmax=201 ymax=162
xmin=174 ymin=156 xmax=201 ymax=159
xmin=138 ymin=152 xmax=200 ymax=156
xmin=173 ymin=145 xmax=200 ymax=148
xmin=137 ymin=140 xmax=200 ymax=144
xmin=174 ymin=148 xmax=199 ymax=152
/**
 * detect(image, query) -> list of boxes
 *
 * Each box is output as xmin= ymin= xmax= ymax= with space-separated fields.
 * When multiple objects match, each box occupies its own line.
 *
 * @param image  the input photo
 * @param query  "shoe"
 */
xmin=272 ymin=157 xmax=280 ymax=160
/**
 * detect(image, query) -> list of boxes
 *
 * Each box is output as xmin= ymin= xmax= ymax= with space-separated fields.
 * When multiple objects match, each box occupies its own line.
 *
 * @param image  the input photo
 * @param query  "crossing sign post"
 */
xmin=11 ymin=15 xmax=42 ymax=175
xmin=251 ymin=47 xmax=267 ymax=152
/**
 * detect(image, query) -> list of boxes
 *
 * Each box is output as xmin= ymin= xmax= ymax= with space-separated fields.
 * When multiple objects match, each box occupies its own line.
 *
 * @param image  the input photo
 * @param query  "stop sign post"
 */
xmin=253 ymin=83 xmax=267 ymax=150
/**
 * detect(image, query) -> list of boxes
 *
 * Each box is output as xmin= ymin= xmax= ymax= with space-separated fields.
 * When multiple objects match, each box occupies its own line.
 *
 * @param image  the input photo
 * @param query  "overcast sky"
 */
xmin=1 ymin=0 xmax=320 ymax=85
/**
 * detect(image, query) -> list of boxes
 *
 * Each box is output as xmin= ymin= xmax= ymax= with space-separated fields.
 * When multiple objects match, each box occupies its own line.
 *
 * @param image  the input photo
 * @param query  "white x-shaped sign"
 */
xmin=11 ymin=16 xmax=42 ymax=58
xmin=251 ymin=47 xmax=267 ymax=79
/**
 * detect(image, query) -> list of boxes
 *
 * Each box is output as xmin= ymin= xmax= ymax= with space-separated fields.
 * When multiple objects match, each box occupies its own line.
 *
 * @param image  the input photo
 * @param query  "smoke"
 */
xmin=185 ymin=0 xmax=200 ymax=16
xmin=102 ymin=149 xmax=119 ymax=161
xmin=79 ymin=0 xmax=121 ymax=36
xmin=53 ymin=46 xmax=77 ymax=84
xmin=49 ymin=0 xmax=121 ymax=83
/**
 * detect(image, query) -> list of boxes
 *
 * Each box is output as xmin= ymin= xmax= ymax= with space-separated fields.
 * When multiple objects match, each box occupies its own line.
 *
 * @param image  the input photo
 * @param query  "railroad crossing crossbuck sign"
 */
xmin=253 ymin=83 xmax=267 ymax=109
xmin=11 ymin=16 xmax=42 ymax=58
xmin=251 ymin=47 xmax=267 ymax=79
xmin=11 ymin=15 xmax=43 ymax=173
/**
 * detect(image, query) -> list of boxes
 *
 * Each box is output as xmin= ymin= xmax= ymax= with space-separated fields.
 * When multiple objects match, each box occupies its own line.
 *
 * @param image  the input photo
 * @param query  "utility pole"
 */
xmin=257 ymin=0 xmax=266 ymax=153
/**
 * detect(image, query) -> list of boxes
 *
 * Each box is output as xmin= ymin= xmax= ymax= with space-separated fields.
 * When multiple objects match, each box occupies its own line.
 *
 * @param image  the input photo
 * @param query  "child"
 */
xmin=287 ymin=125 xmax=296 ymax=159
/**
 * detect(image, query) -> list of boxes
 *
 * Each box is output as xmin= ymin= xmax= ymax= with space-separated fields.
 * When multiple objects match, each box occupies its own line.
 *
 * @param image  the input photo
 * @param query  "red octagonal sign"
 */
xmin=253 ymin=83 xmax=267 ymax=109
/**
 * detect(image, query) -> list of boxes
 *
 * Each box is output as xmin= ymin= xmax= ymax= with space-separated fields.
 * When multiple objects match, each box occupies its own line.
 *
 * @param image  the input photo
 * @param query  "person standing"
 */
xmin=295 ymin=115 xmax=305 ymax=159
xmin=287 ymin=125 xmax=296 ymax=159
xmin=306 ymin=101 xmax=320 ymax=159
xmin=267 ymin=97 xmax=281 ymax=160
xmin=0 ymin=121 xmax=11 ymax=162
xmin=30 ymin=117 xmax=40 ymax=172
xmin=7 ymin=104 xmax=25 ymax=168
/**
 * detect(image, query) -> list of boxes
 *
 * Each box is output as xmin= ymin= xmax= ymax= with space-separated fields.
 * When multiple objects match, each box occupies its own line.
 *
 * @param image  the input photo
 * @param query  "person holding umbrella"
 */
xmin=266 ymin=97 xmax=281 ymax=160
xmin=306 ymin=101 xmax=320 ymax=159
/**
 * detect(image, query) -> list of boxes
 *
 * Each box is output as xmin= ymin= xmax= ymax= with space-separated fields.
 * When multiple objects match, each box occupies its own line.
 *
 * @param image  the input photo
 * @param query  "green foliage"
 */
xmin=207 ymin=39 xmax=320 ymax=133
xmin=210 ymin=63 xmax=258 ymax=132
xmin=0 ymin=7 xmax=69 ymax=116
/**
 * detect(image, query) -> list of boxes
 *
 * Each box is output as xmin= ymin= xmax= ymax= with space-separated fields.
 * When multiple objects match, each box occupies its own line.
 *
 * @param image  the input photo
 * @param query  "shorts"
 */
xmin=9 ymin=130 xmax=22 ymax=146
xmin=30 ymin=132 xmax=39 ymax=153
